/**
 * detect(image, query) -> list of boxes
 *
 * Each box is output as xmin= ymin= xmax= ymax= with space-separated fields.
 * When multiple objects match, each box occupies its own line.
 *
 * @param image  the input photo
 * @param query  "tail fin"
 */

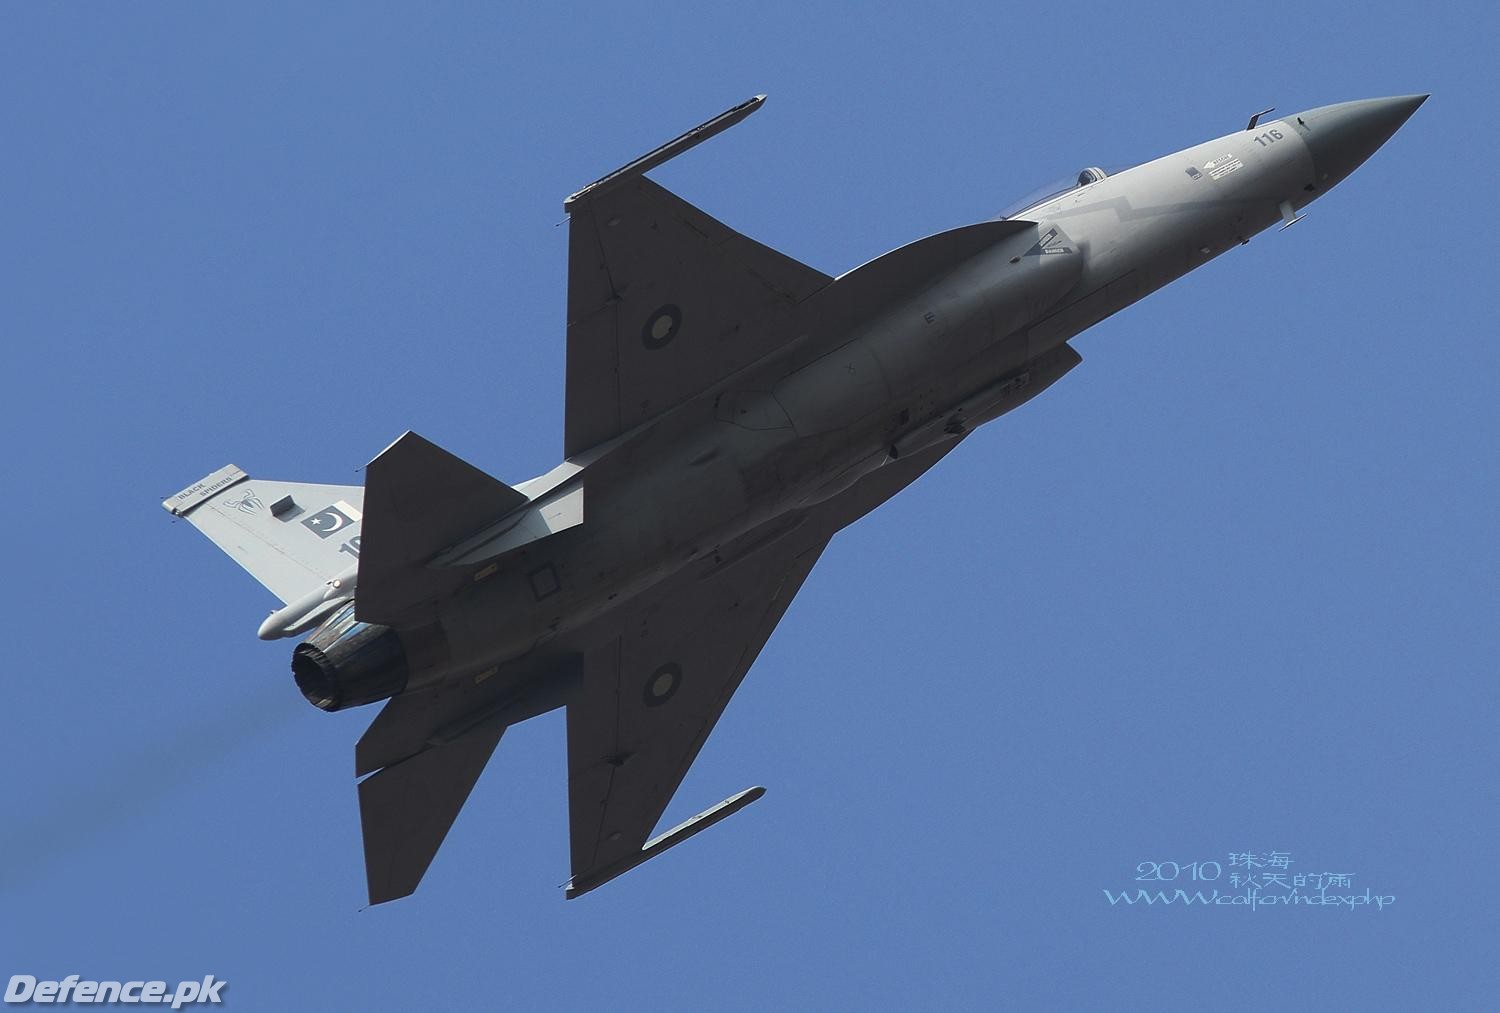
xmin=162 ymin=464 xmax=365 ymax=606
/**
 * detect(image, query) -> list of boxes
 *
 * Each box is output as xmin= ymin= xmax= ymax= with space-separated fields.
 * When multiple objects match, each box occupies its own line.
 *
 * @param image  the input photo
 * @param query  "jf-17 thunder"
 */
xmin=164 ymin=93 xmax=1425 ymax=905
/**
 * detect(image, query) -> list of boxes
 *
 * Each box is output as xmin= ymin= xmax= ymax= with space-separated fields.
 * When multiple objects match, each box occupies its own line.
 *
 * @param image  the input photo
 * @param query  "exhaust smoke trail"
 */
xmin=0 ymin=681 xmax=300 ymax=893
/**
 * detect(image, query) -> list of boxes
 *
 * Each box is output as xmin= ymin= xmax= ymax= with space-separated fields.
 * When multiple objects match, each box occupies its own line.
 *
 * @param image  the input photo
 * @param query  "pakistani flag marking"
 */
xmin=302 ymin=499 xmax=362 ymax=539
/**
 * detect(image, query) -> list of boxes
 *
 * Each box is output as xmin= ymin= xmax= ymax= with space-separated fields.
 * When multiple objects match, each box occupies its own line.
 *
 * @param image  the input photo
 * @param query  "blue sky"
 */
xmin=3 ymin=3 xmax=1495 ymax=1009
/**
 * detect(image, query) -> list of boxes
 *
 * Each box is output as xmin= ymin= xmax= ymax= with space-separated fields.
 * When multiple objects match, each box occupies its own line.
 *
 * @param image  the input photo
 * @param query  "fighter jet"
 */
xmin=162 ymin=93 xmax=1425 ymax=904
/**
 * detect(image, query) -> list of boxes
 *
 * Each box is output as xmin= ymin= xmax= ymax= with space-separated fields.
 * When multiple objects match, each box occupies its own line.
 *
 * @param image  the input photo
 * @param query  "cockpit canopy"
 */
xmin=995 ymin=165 xmax=1124 ymax=221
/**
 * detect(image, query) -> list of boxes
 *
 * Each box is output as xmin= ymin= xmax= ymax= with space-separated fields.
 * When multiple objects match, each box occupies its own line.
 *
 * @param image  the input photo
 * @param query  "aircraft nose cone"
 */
xmin=1295 ymin=94 xmax=1428 ymax=189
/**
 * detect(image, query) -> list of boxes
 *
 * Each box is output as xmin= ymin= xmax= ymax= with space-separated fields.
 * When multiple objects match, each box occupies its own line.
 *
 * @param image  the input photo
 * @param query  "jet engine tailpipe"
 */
xmin=291 ymin=602 xmax=408 ymax=711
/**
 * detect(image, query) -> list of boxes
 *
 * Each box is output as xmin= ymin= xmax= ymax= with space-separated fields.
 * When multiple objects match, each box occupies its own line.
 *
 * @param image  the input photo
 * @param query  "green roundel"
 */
xmin=641 ymin=305 xmax=682 ymax=349
xmin=643 ymin=662 xmax=682 ymax=706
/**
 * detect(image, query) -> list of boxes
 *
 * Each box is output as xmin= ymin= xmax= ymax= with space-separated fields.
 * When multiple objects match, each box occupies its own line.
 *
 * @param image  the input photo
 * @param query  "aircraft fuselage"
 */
xmin=167 ymin=94 xmax=1424 ymax=903
xmin=417 ymin=97 xmax=1420 ymax=696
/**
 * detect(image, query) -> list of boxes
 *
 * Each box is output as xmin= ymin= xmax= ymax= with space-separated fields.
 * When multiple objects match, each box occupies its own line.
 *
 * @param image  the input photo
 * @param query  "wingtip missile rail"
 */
xmin=564 ymin=786 xmax=767 ymax=899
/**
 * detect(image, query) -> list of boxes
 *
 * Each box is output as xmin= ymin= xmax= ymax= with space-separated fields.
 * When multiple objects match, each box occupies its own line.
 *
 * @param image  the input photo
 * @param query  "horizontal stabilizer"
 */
xmin=356 ymin=654 xmax=582 ymax=777
xmin=162 ymin=464 xmax=365 ymax=606
xmin=359 ymin=716 xmax=506 ymax=905
xmin=357 ymin=432 xmax=528 ymax=626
